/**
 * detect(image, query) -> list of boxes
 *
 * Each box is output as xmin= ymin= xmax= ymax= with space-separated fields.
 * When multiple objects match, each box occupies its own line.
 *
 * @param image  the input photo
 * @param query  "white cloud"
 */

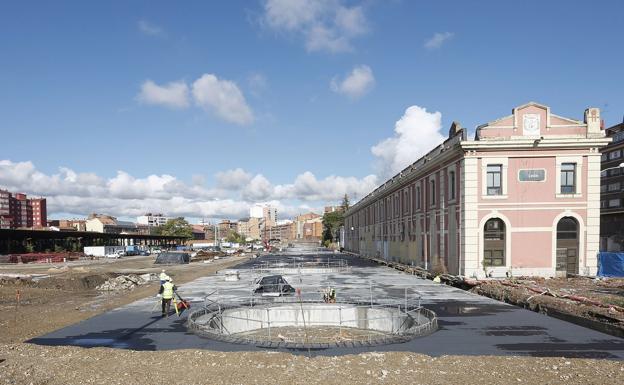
xmin=330 ymin=65 xmax=374 ymax=99
xmin=138 ymin=20 xmax=165 ymax=37
xmin=241 ymin=174 xmax=275 ymax=201
xmin=274 ymin=171 xmax=378 ymax=202
xmin=192 ymin=74 xmax=254 ymax=125
xmin=137 ymin=80 xmax=190 ymax=109
xmin=136 ymin=74 xmax=255 ymax=125
xmin=371 ymin=105 xmax=446 ymax=178
xmin=261 ymin=0 xmax=368 ymax=53
xmin=0 ymin=160 xmax=376 ymax=220
xmin=216 ymin=168 xmax=253 ymax=190
xmin=424 ymin=32 xmax=454 ymax=50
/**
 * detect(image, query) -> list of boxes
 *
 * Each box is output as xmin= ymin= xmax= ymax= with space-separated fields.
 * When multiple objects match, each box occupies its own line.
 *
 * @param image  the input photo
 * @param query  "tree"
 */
xmin=322 ymin=211 xmax=344 ymax=244
xmin=154 ymin=217 xmax=193 ymax=238
xmin=341 ymin=194 xmax=350 ymax=211
xmin=226 ymin=231 xmax=246 ymax=244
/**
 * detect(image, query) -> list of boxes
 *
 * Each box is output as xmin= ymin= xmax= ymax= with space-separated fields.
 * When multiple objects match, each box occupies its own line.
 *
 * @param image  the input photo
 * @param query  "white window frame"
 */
xmin=481 ymin=157 xmax=508 ymax=199
xmin=555 ymin=156 xmax=583 ymax=198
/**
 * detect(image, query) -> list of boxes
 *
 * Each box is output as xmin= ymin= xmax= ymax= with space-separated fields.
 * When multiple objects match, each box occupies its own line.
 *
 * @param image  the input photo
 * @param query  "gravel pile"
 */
xmin=95 ymin=273 xmax=154 ymax=291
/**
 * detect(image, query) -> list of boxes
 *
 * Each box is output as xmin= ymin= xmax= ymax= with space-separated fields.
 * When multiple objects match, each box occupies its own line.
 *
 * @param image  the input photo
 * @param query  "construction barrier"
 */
xmin=597 ymin=252 xmax=624 ymax=277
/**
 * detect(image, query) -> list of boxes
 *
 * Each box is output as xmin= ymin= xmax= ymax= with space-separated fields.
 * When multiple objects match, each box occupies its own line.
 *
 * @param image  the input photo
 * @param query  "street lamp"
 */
xmin=602 ymin=162 xmax=624 ymax=174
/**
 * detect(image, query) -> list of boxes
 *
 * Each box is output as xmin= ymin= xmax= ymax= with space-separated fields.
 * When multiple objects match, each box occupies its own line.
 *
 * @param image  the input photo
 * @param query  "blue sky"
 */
xmin=1 ymin=0 xmax=623 ymax=221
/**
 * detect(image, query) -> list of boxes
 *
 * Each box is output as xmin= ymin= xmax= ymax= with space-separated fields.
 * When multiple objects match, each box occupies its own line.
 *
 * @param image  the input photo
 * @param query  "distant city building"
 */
xmin=86 ymin=213 xmax=147 ymax=234
xmin=47 ymin=219 xmax=86 ymax=231
xmin=137 ymin=213 xmax=169 ymax=227
xmin=0 ymin=189 xmax=47 ymax=229
xmin=600 ymin=119 xmax=624 ymax=251
xmin=218 ymin=219 xmax=238 ymax=240
xmin=324 ymin=205 xmax=345 ymax=214
xmin=294 ymin=212 xmax=323 ymax=240
xmin=238 ymin=217 xmax=263 ymax=240
xmin=191 ymin=224 xmax=207 ymax=240
xmin=264 ymin=220 xmax=295 ymax=241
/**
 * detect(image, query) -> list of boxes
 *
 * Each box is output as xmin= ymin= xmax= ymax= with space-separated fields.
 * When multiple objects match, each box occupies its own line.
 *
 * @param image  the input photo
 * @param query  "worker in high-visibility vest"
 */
xmin=159 ymin=277 xmax=176 ymax=317
xmin=159 ymin=269 xmax=170 ymax=284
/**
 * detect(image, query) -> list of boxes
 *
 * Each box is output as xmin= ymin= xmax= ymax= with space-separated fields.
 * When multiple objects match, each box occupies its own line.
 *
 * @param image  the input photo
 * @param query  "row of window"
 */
xmin=486 ymin=162 xmax=577 ymax=195
xmin=601 ymin=149 xmax=622 ymax=162
xmin=601 ymin=199 xmax=622 ymax=208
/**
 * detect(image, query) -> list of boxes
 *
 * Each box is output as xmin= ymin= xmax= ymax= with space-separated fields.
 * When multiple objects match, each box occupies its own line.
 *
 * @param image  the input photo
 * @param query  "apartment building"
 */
xmin=137 ymin=213 xmax=169 ymax=227
xmin=344 ymin=102 xmax=609 ymax=278
xmin=600 ymin=120 xmax=624 ymax=251
xmin=0 ymin=190 xmax=47 ymax=229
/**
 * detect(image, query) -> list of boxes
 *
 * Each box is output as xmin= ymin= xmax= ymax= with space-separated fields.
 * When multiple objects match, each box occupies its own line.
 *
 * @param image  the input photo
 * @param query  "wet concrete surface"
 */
xmin=30 ymin=253 xmax=624 ymax=359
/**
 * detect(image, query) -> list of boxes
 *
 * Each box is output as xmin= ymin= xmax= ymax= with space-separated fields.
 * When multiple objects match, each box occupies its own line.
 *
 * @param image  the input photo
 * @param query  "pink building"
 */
xmin=344 ymin=102 xmax=610 ymax=278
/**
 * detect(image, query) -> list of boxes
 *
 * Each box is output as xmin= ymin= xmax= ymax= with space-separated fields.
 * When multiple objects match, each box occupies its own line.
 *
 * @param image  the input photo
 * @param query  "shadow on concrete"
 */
xmin=29 ymin=315 xmax=188 ymax=351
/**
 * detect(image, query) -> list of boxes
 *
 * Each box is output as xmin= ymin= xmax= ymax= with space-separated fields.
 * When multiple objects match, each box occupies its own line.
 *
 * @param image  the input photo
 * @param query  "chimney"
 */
xmin=584 ymin=108 xmax=602 ymax=137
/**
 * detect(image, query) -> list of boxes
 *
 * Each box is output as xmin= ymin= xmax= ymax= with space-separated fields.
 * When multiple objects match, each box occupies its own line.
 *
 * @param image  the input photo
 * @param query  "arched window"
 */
xmin=484 ymin=218 xmax=505 ymax=267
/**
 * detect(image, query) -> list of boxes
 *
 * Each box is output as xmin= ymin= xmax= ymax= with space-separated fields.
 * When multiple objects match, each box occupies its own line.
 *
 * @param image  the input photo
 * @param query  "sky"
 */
xmin=1 ymin=0 xmax=623 ymax=222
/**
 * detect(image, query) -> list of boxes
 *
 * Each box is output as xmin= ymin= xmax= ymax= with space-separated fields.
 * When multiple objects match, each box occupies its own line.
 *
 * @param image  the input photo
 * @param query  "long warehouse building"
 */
xmin=344 ymin=102 xmax=610 ymax=278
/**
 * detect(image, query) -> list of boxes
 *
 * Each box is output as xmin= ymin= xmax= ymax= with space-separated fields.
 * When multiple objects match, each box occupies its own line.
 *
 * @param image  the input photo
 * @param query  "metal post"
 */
xmin=339 ymin=305 xmax=342 ymax=335
xmin=266 ymin=308 xmax=271 ymax=339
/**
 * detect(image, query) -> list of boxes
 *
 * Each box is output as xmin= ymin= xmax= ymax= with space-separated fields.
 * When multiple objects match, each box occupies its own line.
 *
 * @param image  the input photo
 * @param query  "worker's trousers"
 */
xmin=161 ymin=298 xmax=172 ymax=316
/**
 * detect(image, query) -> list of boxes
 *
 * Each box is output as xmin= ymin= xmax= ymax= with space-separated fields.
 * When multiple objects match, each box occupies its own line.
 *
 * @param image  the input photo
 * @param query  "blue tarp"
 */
xmin=597 ymin=252 xmax=624 ymax=277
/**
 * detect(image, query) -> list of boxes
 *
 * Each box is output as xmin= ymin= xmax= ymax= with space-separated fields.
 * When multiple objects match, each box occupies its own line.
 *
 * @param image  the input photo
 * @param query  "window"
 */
xmin=430 ymin=180 xmax=436 ymax=206
xmin=609 ymin=199 xmax=621 ymax=208
xmin=487 ymin=165 xmax=502 ymax=195
xmin=602 ymin=153 xmax=608 ymax=162
xmin=416 ymin=186 xmax=421 ymax=209
xmin=601 ymin=200 xmax=607 ymax=208
xmin=449 ymin=171 xmax=456 ymax=200
xmin=609 ymin=168 xmax=621 ymax=177
xmin=601 ymin=184 xmax=607 ymax=193
xmin=608 ymin=182 xmax=620 ymax=192
xmin=609 ymin=150 xmax=622 ymax=160
xmin=560 ymin=163 xmax=576 ymax=194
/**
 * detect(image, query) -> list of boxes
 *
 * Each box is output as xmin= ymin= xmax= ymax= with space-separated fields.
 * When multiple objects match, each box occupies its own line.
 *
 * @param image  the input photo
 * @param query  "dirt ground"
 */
xmin=0 ymin=255 xmax=248 ymax=343
xmin=1 ymin=256 xmax=623 ymax=384
xmin=0 ymin=344 xmax=622 ymax=385
xmin=470 ymin=277 xmax=624 ymax=336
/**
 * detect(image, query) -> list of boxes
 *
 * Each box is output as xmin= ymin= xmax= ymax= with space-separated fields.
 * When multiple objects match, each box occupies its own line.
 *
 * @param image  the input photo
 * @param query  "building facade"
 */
xmin=137 ymin=213 xmax=169 ymax=227
xmin=0 ymin=190 xmax=47 ymax=229
xmin=344 ymin=103 xmax=608 ymax=278
xmin=294 ymin=212 xmax=323 ymax=241
xmin=600 ymin=120 xmax=624 ymax=251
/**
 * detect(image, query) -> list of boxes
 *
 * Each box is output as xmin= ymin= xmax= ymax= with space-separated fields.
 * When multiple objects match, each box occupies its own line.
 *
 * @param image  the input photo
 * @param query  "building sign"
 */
xmin=519 ymin=169 xmax=545 ymax=181
xmin=523 ymin=114 xmax=541 ymax=136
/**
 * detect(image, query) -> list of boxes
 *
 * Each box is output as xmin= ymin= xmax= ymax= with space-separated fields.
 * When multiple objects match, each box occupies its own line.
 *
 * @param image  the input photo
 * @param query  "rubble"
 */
xmin=95 ymin=274 xmax=156 ymax=291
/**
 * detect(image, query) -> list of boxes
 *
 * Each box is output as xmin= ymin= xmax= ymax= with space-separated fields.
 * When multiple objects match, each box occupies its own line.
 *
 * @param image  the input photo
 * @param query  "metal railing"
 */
xmin=188 ymin=289 xmax=437 ymax=348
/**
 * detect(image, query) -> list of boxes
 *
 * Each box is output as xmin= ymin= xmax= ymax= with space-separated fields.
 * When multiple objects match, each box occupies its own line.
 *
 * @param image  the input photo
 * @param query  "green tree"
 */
xmin=322 ymin=211 xmax=344 ymax=244
xmin=341 ymin=194 xmax=350 ymax=211
xmin=154 ymin=217 xmax=193 ymax=238
xmin=226 ymin=231 xmax=246 ymax=244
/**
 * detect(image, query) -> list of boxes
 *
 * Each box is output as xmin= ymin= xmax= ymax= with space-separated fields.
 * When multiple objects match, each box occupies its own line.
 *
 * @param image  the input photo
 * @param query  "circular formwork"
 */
xmin=187 ymin=299 xmax=437 ymax=349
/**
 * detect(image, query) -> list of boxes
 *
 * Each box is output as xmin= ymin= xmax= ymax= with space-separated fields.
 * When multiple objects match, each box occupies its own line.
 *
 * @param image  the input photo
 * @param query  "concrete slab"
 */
xmin=30 ymin=253 xmax=624 ymax=358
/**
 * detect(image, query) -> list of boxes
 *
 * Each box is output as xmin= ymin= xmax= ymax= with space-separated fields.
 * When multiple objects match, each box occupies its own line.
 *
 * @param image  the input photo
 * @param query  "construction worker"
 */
xmin=323 ymin=286 xmax=337 ymax=303
xmin=159 ymin=277 xmax=176 ymax=317
xmin=159 ymin=269 xmax=169 ymax=285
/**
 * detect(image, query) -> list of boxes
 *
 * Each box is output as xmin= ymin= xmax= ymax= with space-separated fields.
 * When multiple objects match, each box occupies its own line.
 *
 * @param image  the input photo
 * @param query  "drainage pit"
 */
xmin=188 ymin=301 xmax=437 ymax=348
